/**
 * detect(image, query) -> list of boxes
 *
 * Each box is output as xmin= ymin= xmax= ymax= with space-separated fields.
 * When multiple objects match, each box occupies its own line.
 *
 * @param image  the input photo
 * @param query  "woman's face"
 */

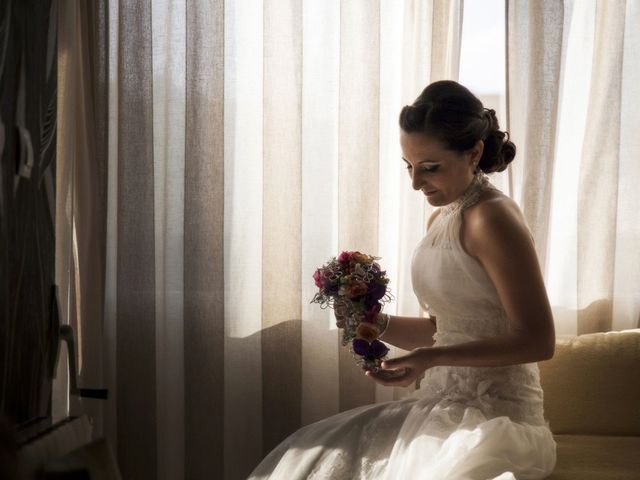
xmin=399 ymin=130 xmax=483 ymax=207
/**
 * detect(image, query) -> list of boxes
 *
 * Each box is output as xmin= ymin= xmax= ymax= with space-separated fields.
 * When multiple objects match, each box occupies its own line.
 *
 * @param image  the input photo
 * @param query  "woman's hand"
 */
xmin=363 ymin=347 xmax=439 ymax=388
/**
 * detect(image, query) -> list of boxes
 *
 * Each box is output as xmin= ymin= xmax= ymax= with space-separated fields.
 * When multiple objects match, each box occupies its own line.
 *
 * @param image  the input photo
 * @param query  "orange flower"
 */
xmin=351 ymin=252 xmax=370 ymax=265
xmin=346 ymin=282 xmax=368 ymax=297
xmin=355 ymin=322 xmax=381 ymax=342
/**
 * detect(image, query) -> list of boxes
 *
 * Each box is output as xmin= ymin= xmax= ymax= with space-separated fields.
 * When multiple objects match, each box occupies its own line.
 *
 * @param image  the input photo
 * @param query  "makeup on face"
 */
xmin=400 ymin=130 xmax=478 ymax=207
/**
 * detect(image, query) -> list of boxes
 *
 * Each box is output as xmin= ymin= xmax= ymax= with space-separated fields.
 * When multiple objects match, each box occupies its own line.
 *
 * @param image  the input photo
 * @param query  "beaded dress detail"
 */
xmin=248 ymin=172 xmax=557 ymax=480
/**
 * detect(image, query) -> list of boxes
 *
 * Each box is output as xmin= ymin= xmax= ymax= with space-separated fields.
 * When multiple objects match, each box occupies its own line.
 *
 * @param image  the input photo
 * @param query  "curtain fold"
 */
xmin=506 ymin=0 xmax=563 ymax=274
xmin=576 ymin=0 xmax=625 ymax=334
xmin=116 ymin=1 xmax=157 ymax=478
xmin=152 ymin=1 xmax=187 ymax=478
xmin=261 ymin=0 xmax=304 ymax=456
xmin=55 ymin=0 xmax=108 ymax=434
xmin=337 ymin=0 xmax=382 ymax=413
xmin=222 ymin=2 xmax=265 ymax=477
xmin=507 ymin=0 xmax=640 ymax=335
xmin=184 ymin=2 xmax=225 ymax=479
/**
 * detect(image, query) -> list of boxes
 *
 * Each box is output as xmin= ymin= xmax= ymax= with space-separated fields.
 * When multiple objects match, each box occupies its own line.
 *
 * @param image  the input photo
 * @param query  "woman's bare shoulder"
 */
xmin=461 ymin=189 xmax=533 ymax=257
xmin=466 ymin=189 xmax=524 ymax=223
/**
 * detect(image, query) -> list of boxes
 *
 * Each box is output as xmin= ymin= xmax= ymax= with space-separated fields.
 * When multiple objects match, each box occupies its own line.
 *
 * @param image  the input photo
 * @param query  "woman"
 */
xmin=248 ymin=80 xmax=557 ymax=479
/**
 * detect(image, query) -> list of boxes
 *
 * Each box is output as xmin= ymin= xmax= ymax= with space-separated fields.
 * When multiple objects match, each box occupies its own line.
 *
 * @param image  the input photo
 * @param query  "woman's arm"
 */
xmin=428 ymin=195 xmax=555 ymax=367
xmin=378 ymin=314 xmax=437 ymax=351
xmin=370 ymin=195 xmax=555 ymax=385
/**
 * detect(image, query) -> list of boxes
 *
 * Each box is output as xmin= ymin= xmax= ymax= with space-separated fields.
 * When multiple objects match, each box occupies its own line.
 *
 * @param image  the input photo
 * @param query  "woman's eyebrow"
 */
xmin=402 ymin=157 xmax=439 ymax=165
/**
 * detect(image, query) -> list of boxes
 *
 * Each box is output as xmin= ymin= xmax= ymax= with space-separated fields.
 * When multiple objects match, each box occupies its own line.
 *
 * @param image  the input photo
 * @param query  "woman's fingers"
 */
xmin=365 ymin=367 xmax=413 ymax=386
xmin=359 ymin=361 xmax=411 ymax=385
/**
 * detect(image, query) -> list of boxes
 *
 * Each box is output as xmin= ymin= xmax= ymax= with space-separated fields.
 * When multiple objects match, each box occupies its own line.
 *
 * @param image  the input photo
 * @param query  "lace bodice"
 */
xmin=412 ymin=171 xmax=505 ymax=336
xmin=409 ymin=172 xmax=548 ymax=426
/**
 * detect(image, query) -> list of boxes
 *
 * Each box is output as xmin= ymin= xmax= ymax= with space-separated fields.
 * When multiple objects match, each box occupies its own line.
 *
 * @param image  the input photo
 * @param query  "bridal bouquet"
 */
xmin=310 ymin=251 xmax=394 ymax=372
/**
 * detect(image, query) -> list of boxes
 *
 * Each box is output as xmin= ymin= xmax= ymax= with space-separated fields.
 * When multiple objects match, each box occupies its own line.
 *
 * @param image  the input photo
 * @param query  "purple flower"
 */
xmin=367 ymin=282 xmax=386 ymax=301
xmin=352 ymin=338 xmax=389 ymax=359
xmin=325 ymin=283 xmax=339 ymax=295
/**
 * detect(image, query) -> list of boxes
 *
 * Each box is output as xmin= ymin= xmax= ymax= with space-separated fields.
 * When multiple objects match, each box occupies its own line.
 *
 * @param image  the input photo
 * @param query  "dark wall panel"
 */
xmin=0 ymin=0 xmax=58 ymax=427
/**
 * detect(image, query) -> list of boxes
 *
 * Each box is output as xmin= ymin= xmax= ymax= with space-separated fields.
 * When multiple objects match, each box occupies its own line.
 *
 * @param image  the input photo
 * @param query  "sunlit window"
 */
xmin=459 ymin=0 xmax=508 ymax=190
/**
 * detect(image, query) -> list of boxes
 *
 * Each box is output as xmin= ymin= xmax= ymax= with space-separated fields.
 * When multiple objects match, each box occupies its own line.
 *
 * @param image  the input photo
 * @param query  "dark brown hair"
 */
xmin=398 ymin=80 xmax=515 ymax=173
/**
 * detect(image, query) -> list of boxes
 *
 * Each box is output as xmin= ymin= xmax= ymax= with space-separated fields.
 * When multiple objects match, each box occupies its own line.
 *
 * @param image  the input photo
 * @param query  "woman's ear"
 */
xmin=470 ymin=139 xmax=484 ymax=164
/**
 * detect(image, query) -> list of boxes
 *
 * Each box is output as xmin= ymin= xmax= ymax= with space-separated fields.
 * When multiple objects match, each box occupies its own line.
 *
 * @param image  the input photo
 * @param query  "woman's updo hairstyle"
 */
xmin=398 ymin=80 xmax=515 ymax=173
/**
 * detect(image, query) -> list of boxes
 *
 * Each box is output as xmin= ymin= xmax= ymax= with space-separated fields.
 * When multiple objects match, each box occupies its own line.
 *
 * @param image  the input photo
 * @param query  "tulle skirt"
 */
xmin=247 ymin=378 xmax=557 ymax=480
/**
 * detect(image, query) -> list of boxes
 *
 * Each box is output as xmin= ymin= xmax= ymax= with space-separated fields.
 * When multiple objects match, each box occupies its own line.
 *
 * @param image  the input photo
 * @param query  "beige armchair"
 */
xmin=538 ymin=328 xmax=640 ymax=479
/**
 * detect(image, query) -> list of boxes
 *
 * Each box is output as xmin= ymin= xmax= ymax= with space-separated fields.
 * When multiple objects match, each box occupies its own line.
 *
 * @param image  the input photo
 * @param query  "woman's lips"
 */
xmin=424 ymin=190 xmax=437 ymax=197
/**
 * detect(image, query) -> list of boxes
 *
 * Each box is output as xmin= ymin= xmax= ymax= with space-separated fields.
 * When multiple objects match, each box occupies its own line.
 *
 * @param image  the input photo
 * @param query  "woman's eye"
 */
xmin=406 ymin=165 xmax=438 ymax=173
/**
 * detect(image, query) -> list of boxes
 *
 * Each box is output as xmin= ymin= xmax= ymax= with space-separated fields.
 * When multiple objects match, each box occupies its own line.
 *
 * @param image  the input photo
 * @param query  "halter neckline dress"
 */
xmin=248 ymin=172 xmax=557 ymax=480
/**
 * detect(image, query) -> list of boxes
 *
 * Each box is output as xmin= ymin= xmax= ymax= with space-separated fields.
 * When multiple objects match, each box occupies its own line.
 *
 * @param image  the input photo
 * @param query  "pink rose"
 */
xmin=313 ymin=269 xmax=324 ymax=288
xmin=338 ymin=251 xmax=353 ymax=264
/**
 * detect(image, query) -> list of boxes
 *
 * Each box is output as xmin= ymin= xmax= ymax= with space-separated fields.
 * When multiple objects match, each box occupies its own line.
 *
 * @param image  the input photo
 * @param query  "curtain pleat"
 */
xmin=337 ymin=0 xmax=381 ymax=412
xmin=431 ymin=0 xmax=463 ymax=81
xmin=300 ymin=0 xmax=341 ymax=426
xmin=543 ymin=0 xmax=595 ymax=335
xmin=576 ymin=0 xmax=626 ymax=334
xmin=55 ymin=0 xmax=109 ymax=432
xmin=262 ymin=0 xmax=304 ymax=456
xmin=184 ymin=1 xmax=225 ymax=479
xmin=75 ymin=0 xmax=109 ymax=438
xmin=394 ymin=1 xmax=434 ymax=354
xmin=506 ymin=0 xmax=563 ymax=273
xmin=116 ymin=1 xmax=157 ymax=478
xmin=104 ymin=0 xmax=119 ymax=458
xmin=151 ymin=1 xmax=186 ymax=478
xmin=222 ymin=1 xmax=265 ymax=478
xmin=378 ymin=0 xmax=411 ymax=404
xmin=54 ymin=0 xmax=77 ymax=421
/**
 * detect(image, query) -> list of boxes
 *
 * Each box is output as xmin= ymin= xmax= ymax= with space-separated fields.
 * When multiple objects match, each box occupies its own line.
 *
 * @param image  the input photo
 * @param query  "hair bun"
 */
xmin=479 ymin=111 xmax=516 ymax=173
xmin=483 ymin=108 xmax=498 ymax=130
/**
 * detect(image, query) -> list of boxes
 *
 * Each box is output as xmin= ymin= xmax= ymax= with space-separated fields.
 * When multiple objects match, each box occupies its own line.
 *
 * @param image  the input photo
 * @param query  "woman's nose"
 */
xmin=411 ymin=172 xmax=424 ymax=191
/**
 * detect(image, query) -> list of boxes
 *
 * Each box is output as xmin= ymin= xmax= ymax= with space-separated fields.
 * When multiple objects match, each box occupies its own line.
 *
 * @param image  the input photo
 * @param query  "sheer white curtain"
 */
xmin=507 ymin=0 xmax=640 ymax=336
xmin=98 ymin=1 xmax=464 ymax=479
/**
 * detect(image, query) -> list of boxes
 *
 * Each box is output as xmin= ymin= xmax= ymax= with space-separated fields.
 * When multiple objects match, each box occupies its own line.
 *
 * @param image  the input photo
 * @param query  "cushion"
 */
xmin=545 ymin=434 xmax=640 ymax=479
xmin=538 ymin=329 xmax=640 ymax=435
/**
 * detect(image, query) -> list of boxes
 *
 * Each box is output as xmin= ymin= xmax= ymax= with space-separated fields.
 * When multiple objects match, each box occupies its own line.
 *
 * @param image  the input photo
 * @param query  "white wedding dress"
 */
xmin=247 ymin=173 xmax=557 ymax=480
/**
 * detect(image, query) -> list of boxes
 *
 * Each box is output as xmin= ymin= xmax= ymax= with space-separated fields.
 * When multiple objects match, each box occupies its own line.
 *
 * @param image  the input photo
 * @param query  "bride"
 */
xmin=248 ymin=80 xmax=557 ymax=480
